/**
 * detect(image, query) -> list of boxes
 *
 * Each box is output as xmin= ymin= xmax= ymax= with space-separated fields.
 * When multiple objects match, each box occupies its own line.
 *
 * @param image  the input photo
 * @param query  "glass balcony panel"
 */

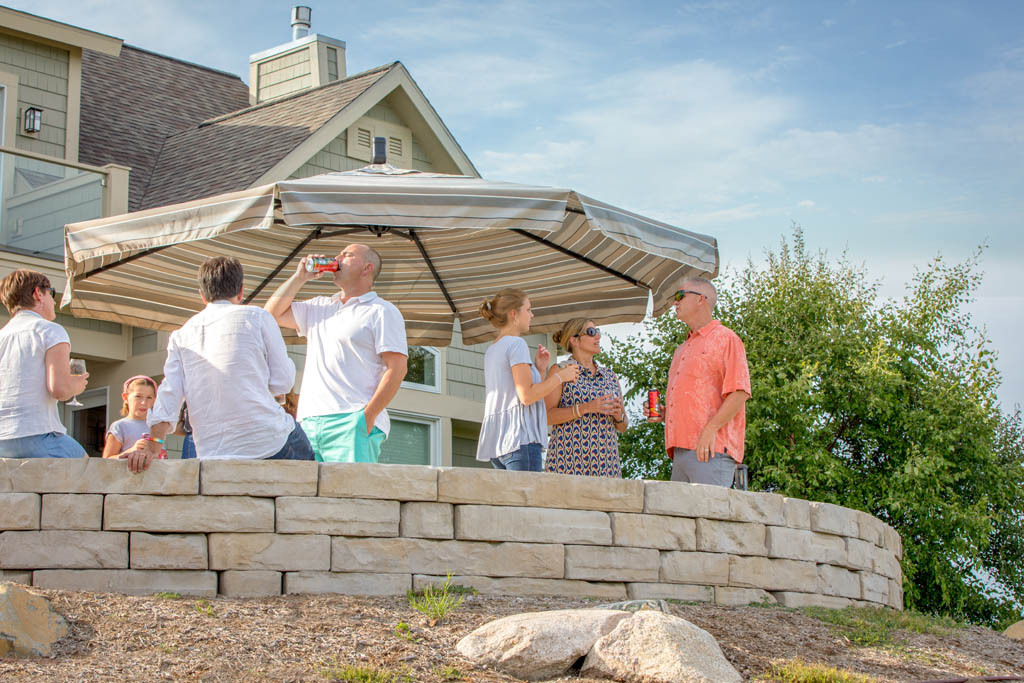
xmin=0 ymin=150 xmax=105 ymax=259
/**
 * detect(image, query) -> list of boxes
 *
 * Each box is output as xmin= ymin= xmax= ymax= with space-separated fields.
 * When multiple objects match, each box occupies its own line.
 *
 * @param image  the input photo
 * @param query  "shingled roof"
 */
xmin=139 ymin=63 xmax=397 ymax=210
xmin=78 ymin=45 xmax=251 ymax=212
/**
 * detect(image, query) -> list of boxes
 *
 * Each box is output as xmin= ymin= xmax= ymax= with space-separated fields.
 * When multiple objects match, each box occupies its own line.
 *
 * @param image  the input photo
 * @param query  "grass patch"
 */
xmin=192 ymin=598 xmax=215 ymax=617
xmin=394 ymin=622 xmax=422 ymax=643
xmin=321 ymin=664 xmax=412 ymax=682
xmin=758 ymin=657 xmax=875 ymax=682
xmin=406 ymin=572 xmax=466 ymax=622
xmin=801 ymin=606 xmax=963 ymax=647
xmin=153 ymin=592 xmax=181 ymax=599
xmin=434 ymin=665 xmax=463 ymax=681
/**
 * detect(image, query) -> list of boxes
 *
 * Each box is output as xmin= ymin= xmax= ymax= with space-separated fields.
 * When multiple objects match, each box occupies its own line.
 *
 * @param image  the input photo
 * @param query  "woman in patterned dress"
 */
xmin=543 ymin=318 xmax=627 ymax=477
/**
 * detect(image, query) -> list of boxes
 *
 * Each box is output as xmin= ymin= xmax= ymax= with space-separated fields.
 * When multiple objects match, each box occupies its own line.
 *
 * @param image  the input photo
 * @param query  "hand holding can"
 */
xmin=644 ymin=390 xmax=664 ymax=423
xmin=305 ymin=256 xmax=339 ymax=273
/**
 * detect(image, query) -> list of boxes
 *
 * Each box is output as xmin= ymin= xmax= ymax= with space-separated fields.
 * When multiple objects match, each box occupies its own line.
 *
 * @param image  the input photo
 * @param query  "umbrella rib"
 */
xmin=408 ymin=229 xmax=458 ymax=315
xmin=80 ymin=244 xmax=174 ymax=278
xmin=242 ymin=228 xmax=322 ymax=305
xmin=510 ymin=228 xmax=647 ymax=289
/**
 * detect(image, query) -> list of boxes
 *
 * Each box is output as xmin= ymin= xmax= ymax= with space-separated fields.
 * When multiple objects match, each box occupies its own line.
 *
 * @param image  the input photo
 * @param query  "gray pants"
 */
xmin=671 ymin=448 xmax=737 ymax=487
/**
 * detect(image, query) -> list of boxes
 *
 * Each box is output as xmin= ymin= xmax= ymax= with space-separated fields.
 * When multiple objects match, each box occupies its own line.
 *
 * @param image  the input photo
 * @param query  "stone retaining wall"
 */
xmin=0 ymin=459 xmax=903 ymax=609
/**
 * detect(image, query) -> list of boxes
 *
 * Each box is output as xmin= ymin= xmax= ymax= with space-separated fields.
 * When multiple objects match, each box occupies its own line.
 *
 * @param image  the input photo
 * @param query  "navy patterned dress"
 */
xmin=544 ymin=362 xmax=623 ymax=477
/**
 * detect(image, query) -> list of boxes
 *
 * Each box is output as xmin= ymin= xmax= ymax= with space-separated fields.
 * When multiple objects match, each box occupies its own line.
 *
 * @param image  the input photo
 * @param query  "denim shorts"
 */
xmin=0 ymin=432 xmax=87 ymax=459
xmin=492 ymin=442 xmax=543 ymax=472
xmin=301 ymin=411 xmax=385 ymax=463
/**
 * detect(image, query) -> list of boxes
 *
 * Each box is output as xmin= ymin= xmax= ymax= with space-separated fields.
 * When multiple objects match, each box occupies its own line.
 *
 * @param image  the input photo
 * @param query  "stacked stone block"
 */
xmin=0 ymin=459 xmax=903 ymax=609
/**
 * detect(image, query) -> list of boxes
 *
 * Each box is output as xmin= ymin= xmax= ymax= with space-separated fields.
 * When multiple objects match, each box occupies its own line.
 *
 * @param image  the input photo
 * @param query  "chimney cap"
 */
xmin=291 ymin=6 xmax=312 ymax=40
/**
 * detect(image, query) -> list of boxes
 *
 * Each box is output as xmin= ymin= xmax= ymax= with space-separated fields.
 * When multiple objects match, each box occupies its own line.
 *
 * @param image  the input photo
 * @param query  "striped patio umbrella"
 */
xmin=64 ymin=165 xmax=718 ymax=346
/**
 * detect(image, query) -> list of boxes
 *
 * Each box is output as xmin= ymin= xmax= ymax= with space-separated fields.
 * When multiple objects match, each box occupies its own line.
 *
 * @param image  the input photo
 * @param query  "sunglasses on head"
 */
xmin=574 ymin=327 xmax=600 ymax=337
xmin=674 ymin=289 xmax=704 ymax=302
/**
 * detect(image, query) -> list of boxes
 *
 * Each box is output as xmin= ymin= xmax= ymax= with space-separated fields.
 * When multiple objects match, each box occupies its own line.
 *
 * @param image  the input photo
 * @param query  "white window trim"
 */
xmin=401 ymin=345 xmax=441 ymax=394
xmin=388 ymin=409 xmax=442 ymax=467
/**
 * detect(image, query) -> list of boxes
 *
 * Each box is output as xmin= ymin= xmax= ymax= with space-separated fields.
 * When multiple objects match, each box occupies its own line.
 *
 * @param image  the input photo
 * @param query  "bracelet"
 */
xmin=573 ymin=404 xmax=582 ymax=419
xmin=145 ymin=437 xmax=165 ymax=445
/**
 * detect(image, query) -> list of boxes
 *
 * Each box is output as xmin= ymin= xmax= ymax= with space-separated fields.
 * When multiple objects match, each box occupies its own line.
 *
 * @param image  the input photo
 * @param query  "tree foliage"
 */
xmin=600 ymin=228 xmax=1024 ymax=627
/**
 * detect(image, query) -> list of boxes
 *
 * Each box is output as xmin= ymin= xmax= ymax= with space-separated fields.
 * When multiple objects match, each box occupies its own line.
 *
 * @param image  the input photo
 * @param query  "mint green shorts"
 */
xmin=301 ymin=411 xmax=385 ymax=463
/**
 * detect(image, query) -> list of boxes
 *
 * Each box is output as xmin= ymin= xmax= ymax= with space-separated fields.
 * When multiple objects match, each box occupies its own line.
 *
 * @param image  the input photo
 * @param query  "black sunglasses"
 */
xmin=574 ymin=327 xmax=601 ymax=337
xmin=38 ymin=286 xmax=56 ymax=299
xmin=674 ymin=289 xmax=704 ymax=302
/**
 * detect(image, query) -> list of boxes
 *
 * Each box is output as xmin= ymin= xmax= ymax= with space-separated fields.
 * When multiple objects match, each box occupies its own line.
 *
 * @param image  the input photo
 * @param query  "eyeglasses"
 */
xmin=38 ymin=286 xmax=55 ymax=299
xmin=574 ymin=327 xmax=600 ymax=337
xmin=674 ymin=289 xmax=704 ymax=302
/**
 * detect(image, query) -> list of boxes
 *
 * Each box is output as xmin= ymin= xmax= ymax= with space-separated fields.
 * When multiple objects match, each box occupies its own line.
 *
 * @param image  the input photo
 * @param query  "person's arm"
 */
xmin=261 ymin=310 xmax=296 ymax=396
xmin=694 ymin=390 xmax=750 ymax=462
xmin=44 ymin=342 xmax=88 ymax=401
xmin=101 ymin=433 xmax=123 ymax=459
xmin=121 ymin=421 xmax=172 ymax=474
xmin=512 ymin=361 xmax=579 ymax=406
xmin=362 ymin=351 xmax=408 ymax=433
xmin=264 ymin=256 xmax=320 ymax=330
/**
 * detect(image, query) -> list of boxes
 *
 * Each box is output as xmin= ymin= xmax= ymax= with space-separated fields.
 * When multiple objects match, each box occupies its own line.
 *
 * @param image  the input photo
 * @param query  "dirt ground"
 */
xmin=1 ymin=589 xmax=1023 ymax=682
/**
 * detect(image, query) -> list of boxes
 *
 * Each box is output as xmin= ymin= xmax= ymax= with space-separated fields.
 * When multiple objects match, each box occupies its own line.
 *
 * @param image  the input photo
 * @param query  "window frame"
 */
xmin=401 ymin=345 xmax=441 ymax=393
xmin=386 ymin=409 xmax=442 ymax=467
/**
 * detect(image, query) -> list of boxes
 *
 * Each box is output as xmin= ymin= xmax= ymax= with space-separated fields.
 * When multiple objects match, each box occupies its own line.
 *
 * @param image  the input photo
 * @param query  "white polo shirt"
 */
xmin=0 ymin=311 xmax=70 ymax=439
xmin=292 ymin=291 xmax=408 ymax=435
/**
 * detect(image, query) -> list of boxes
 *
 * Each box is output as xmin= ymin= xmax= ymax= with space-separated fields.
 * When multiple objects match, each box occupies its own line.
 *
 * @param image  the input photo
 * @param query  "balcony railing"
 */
xmin=0 ymin=146 xmax=108 ymax=260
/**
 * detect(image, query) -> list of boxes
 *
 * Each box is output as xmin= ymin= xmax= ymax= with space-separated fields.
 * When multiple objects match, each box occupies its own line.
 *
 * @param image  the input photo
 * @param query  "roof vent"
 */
xmin=372 ymin=136 xmax=387 ymax=164
xmin=291 ymin=6 xmax=312 ymax=40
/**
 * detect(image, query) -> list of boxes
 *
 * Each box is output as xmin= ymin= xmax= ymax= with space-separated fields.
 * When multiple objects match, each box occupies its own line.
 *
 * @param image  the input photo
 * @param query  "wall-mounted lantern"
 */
xmin=23 ymin=107 xmax=42 ymax=133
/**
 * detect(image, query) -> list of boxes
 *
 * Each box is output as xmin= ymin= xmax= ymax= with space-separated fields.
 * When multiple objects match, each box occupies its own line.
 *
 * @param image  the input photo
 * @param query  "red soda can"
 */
xmin=648 ymin=390 xmax=661 ymax=418
xmin=305 ymin=256 xmax=339 ymax=273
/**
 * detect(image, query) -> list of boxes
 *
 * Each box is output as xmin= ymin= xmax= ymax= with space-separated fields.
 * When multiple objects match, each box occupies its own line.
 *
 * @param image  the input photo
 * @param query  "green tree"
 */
xmin=601 ymin=228 xmax=1024 ymax=627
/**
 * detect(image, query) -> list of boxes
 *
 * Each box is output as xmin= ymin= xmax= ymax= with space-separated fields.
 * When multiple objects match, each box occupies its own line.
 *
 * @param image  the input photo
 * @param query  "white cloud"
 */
xmin=798 ymin=199 xmax=815 ymax=207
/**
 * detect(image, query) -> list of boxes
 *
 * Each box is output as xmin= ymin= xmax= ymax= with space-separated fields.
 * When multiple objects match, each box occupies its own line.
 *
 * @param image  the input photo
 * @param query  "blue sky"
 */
xmin=12 ymin=0 xmax=1024 ymax=407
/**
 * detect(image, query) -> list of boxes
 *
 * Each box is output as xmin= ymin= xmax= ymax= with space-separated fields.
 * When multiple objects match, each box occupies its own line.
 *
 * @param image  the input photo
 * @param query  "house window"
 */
xmin=402 ymin=345 xmax=440 ymax=393
xmin=379 ymin=411 xmax=441 ymax=466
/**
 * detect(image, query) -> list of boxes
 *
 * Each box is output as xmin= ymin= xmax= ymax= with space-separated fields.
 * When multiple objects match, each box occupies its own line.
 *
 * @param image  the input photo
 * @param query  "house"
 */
xmin=0 ymin=5 xmax=549 ymax=466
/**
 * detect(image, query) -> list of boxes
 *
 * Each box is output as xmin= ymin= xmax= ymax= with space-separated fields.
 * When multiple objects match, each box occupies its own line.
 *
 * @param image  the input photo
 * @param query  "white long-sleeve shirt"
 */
xmin=149 ymin=301 xmax=295 ymax=459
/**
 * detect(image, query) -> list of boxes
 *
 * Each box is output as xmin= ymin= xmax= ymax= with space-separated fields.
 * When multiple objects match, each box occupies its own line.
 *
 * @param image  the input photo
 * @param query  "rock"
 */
xmin=581 ymin=610 xmax=742 ymax=683
xmin=456 ymin=609 xmax=630 ymax=680
xmin=1004 ymin=619 xmax=1024 ymax=641
xmin=0 ymin=583 xmax=69 ymax=657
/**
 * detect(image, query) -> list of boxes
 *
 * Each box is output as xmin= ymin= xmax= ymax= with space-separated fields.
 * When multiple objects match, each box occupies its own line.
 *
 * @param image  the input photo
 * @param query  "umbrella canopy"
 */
xmin=64 ymin=166 xmax=718 ymax=346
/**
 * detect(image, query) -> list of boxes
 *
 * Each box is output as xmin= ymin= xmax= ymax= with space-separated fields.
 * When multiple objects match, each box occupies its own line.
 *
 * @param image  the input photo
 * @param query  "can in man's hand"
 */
xmin=305 ymin=256 xmax=339 ymax=273
xmin=648 ymin=390 xmax=661 ymax=418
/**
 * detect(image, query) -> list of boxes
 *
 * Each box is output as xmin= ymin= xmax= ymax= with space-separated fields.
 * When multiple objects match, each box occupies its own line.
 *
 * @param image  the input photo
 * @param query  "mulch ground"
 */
xmin=1 ymin=589 xmax=1023 ymax=681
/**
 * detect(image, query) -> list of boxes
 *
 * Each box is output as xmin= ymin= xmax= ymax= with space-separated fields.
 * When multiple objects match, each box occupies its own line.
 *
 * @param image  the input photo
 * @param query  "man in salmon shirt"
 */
xmin=644 ymin=277 xmax=751 ymax=486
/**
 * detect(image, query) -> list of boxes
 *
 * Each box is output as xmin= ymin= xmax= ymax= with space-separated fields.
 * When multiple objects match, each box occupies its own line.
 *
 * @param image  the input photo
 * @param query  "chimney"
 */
xmin=248 ymin=7 xmax=347 ymax=104
xmin=291 ymin=6 xmax=311 ymax=41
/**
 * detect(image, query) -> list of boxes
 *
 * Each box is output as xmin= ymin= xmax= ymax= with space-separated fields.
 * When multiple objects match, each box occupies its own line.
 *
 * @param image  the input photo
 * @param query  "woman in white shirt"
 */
xmin=474 ymin=288 xmax=579 ymax=471
xmin=0 ymin=270 xmax=89 ymax=458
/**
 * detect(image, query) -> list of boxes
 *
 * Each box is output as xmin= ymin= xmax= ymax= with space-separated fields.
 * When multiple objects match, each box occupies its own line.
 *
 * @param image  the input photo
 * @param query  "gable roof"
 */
xmin=78 ymin=45 xmax=251 ymax=212
xmin=139 ymin=63 xmax=396 ymax=210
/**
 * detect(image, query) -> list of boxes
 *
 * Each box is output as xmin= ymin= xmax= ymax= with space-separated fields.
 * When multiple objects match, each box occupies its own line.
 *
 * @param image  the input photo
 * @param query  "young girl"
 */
xmin=474 ymin=289 xmax=579 ymax=471
xmin=102 ymin=375 xmax=165 ymax=459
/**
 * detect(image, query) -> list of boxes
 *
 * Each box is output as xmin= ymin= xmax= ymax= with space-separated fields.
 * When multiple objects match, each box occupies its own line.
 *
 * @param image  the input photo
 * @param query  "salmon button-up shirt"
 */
xmin=665 ymin=320 xmax=751 ymax=462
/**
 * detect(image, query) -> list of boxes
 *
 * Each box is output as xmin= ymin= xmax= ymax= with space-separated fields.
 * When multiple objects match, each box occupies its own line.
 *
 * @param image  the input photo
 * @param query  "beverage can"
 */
xmin=648 ymin=390 xmax=661 ymax=418
xmin=305 ymin=256 xmax=339 ymax=273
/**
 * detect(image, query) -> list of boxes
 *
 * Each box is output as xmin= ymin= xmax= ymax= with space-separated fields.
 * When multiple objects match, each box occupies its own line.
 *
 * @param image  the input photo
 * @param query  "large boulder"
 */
xmin=581 ymin=609 xmax=741 ymax=683
xmin=0 ymin=582 xmax=69 ymax=657
xmin=456 ymin=608 xmax=630 ymax=680
xmin=1006 ymin=620 xmax=1024 ymax=641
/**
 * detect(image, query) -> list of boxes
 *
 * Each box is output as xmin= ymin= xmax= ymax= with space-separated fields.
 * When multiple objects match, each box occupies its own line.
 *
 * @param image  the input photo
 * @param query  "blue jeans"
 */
xmin=492 ymin=442 xmax=543 ymax=472
xmin=0 ymin=432 xmax=87 ymax=459
xmin=264 ymin=423 xmax=315 ymax=461
xmin=180 ymin=434 xmax=196 ymax=459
